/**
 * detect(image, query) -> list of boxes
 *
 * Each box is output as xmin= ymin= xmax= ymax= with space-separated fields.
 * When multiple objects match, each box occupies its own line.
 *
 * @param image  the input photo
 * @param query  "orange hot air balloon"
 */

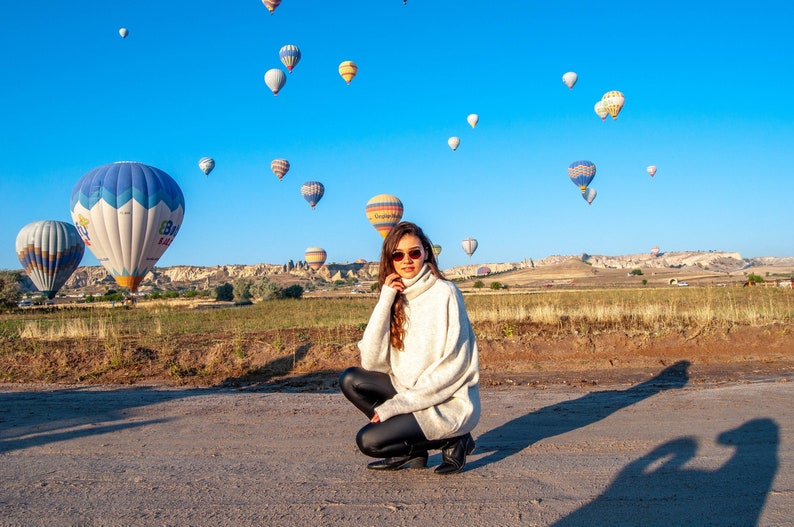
xmin=271 ymin=159 xmax=290 ymax=181
xmin=262 ymin=0 xmax=281 ymax=15
xmin=338 ymin=61 xmax=358 ymax=85
xmin=365 ymin=194 xmax=403 ymax=238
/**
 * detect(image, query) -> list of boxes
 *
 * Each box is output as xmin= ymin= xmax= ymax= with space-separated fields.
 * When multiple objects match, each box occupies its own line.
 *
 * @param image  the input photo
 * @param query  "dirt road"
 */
xmin=1 ymin=363 xmax=792 ymax=526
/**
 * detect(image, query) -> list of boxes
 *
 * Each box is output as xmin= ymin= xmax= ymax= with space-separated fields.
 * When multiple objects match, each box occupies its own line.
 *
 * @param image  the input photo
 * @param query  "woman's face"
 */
xmin=391 ymin=234 xmax=426 ymax=280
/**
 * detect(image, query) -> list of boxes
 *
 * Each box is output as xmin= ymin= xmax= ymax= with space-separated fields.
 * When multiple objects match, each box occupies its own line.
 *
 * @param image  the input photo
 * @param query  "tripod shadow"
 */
xmin=551 ymin=418 xmax=779 ymax=526
xmin=469 ymin=360 xmax=691 ymax=469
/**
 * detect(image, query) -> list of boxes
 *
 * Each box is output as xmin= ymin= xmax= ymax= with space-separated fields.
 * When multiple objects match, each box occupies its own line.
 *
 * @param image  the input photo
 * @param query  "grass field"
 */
xmin=1 ymin=286 xmax=792 ymax=387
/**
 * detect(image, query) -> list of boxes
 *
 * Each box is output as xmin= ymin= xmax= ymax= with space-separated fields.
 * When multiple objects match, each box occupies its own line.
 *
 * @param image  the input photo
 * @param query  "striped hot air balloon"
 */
xmin=262 ymin=0 xmax=281 ymax=15
xmin=601 ymin=90 xmax=625 ymax=120
xmin=279 ymin=45 xmax=301 ymax=73
xmin=568 ymin=160 xmax=596 ymax=193
xmin=304 ymin=247 xmax=327 ymax=270
xmin=338 ymin=61 xmax=358 ymax=85
xmin=301 ymin=181 xmax=325 ymax=209
xmin=198 ymin=157 xmax=215 ymax=176
xmin=365 ymin=194 xmax=404 ymax=238
xmin=16 ymin=220 xmax=85 ymax=299
xmin=270 ymin=159 xmax=290 ymax=181
xmin=69 ymin=161 xmax=185 ymax=292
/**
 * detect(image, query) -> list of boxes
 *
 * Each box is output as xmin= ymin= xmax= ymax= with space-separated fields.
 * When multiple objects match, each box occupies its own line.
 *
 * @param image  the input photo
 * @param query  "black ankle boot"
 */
xmin=434 ymin=433 xmax=475 ymax=475
xmin=366 ymin=452 xmax=428 ymax=471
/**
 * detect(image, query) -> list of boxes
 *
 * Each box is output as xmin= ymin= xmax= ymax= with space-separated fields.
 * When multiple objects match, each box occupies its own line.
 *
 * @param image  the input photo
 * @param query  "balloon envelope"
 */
xmin=69 ymin=161 xmax=185 ymax=292
xmin=301 ymin=181 xmax=325 ymax=209
xmin=431 ymin=244 xmax=442 ymax=257
xmin=583 ymin=187 xmax=597 ymax=205
xmin=594 ymin=100 xmax=608 ymax=121
xmin=16 ymin=220 xmax=85 ymax=299
xmin=461 ymin=238 xmax=478 ymax=257
xmin=262 ymin=0 xmax=281 ymax=14
xmin=338 ymin=61 xmax=358 ymax=84
xmin=365 ymin=194 xmax=404 ymax=238
xmin=467 ymin=114 xmax=479 ymax=128
xmin=304 ymin=247 xmax=327 ymax=270
xmin=119 ymin=28 xmax=128 ymax=38
xmin=568 ymin=160 xmax=596 ymax=192
xmin=279 ymin=45 xmax=301 ymax=72
xmin=271 ymin=159 xmax=290 ymax=181
xmin=651 ymin=246 xmax=661 ymax=257
xmin=646 ymin=165 xmax=657 ymax=177
xmin=601 ymin=90 xmax=625 ymax=120
xmin=477 ymin=266 xmax=491 ymax=275
xmin=562 ymin=71 xmax=578 ymax=89
xmin=198 ymin=157 xmax=215 ymax=176
xmin=448 ymin=137 xmax=460 ymax=151
xmin=264 ymin=68 xmax=287 ymax=96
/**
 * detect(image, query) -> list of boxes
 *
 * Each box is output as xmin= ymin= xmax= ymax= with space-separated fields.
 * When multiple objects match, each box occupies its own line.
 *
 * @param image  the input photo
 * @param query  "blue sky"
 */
xmin=3 ymin=1 xmax=793 ymax=272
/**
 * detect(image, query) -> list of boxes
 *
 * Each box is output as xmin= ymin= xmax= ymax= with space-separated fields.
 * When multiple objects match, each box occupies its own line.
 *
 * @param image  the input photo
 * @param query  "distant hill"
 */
xmin=16 ymin=251 xmax=794 ymax=296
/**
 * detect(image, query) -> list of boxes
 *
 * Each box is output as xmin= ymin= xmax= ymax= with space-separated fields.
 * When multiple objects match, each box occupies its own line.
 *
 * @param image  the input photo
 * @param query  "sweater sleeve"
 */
xmin=357 ymin=286 xmax=398 ymax=373
xmin=375 ymin=285 xmax=477 ymax=421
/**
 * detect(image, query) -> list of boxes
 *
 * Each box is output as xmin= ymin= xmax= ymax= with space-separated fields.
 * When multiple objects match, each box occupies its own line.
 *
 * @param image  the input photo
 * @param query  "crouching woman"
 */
xmin=339 ymin=222 xmax=480 ymax=475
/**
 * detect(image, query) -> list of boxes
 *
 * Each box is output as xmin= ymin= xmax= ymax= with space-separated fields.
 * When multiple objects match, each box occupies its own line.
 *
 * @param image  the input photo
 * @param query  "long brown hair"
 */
xmin=378 ymin=222 xmax=445 ymax=350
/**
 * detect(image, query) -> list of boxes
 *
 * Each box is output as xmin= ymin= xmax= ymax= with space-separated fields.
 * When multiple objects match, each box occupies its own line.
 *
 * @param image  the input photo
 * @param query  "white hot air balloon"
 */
xmin=119 ymin=28 xmax=129 ymax=38
xmin=583 ymin=187 xmax=597 ymax=205
xmin=461 ymin=237 xmax=478 ymax=257
xmin=467 ymin=114 xmax=479 ymax=128
xmin=562 ymin=71 xmax=578 ymax=89
xmin=264 ymin=68 xmax=287 ymax=96
xmin=448 ymin=136 xmax=460 ymax=151
xmin=594 ymin=100 xmax=608 ymax=121
xmin=198 ymin=157 xmax=215 ymax=176
xmin=646 ymin=165 xmax=657 ymax=178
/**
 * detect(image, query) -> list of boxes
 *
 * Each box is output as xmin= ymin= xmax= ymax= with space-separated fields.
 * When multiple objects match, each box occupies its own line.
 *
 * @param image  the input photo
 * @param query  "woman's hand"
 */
xmin=384 ymin=273 xmax=404 ymax=292
xmin=370 ymin=412 xmax=381 ymax=423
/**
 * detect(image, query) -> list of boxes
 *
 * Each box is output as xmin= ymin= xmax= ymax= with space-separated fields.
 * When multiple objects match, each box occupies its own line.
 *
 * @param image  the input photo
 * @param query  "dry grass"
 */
xmin=1 ymin=286 xmax=792 ymax=386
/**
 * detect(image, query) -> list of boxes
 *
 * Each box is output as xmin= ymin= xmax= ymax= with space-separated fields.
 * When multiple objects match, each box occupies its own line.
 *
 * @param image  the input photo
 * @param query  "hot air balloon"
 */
xmin=305 ymin=247 xmax=327 ymax=270
xmin=15 ymin=220 xmax=85 ymax=299
xmin=365 ymin=194 xmax=404 ymax=238
xmin=646 ymin=165 xmax=657 ymax=178
xmin=461 ymin=238 xmax=478 ymax=257
xmin=264 ymin=68 xmax=287 ymax=96
xmin=119 ymin=28 xmax=128 ymax=38
xmin=568 ymin=160 xmax=596 ymax=193
xmin=262 ymin=0 xmax=281 ymax=15
xmin=301 ymin=181 xmax=325 ymax=209
xmin=650 ymin=246 xmax=661 ymax=257
xmin=601 ymin=90 xmax=625 ymax=120
xmin=271 ymin=159 xmax=290 ymax=181
xmin=467 ymin=114 xmax=479 ymax=128
xmin=338 ymin=61 xmax=358 ymax=85
xmin=448 ymin=137 xmax=460 ymax=151
xmin=562 ymin=71 xmax=578 ymax=89
xmin=431 ymin=244 xmax=442 ymax=257
xmin=198 ymin=157 xmax=215 ymax=176
xmin=70 ymin=161 xmax=185 ymax=293
xmin=477 ymin=266 xmax=491 ymax=276
xmin=279 ymin=45 xmax=301 ymax=73
xmin=594 ymin=100 xmax=608 ymax=121
xmin=583 ymin=187 xmax=597 ymax=205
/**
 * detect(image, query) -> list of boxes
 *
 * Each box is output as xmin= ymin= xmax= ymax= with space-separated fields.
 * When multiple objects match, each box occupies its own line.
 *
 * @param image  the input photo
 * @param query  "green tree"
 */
xmin=251 ymin=276 xmax=282 ymax=301
xmin=747 ymin=273 xmax=765 ymax=284
xmin=233 ymin=278 xmax=253 ymax=301
xmin=630 ymin=269 xmax=644 ymax=276
xmin=282 ymin=284 xmax=304 ymax=299
xmin=0 ymin=271 xmax=23 ymax=308
xmin=214 ymin=283 xmax=234 ymax=301
xmin=473 ymin=281 xmax=484 ymax=289
xmin=490 ymin=282 xmax=503 ymax=290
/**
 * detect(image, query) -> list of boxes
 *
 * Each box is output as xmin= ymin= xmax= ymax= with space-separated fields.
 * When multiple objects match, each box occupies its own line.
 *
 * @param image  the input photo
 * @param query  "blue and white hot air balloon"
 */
xmin=568 ymin=160 xmax=596 ymax=194
xmin=15 ymin=220 xmax=85 ymax=299
xmin=69 ymin=161 xmax=185 ymax=292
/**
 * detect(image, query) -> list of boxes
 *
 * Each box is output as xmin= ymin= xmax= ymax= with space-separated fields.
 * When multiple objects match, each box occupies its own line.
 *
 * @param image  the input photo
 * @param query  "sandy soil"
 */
xmin=1 ymin=367 xmax=793 ymax=526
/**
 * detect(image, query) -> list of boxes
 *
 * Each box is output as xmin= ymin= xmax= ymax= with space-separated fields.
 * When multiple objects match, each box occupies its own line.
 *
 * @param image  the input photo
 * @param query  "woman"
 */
xmin=339 ymin=222 xmax=480 ymax=475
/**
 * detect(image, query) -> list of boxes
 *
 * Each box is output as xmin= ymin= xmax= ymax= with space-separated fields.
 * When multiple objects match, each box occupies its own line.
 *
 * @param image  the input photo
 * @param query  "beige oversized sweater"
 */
xmin=358 ymin=264 xmax=481 ymax=440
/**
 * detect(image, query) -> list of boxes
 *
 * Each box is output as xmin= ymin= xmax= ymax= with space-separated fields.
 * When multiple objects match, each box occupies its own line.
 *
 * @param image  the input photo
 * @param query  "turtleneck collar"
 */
xmin=402 ymin=264 xmax=438 ymax=301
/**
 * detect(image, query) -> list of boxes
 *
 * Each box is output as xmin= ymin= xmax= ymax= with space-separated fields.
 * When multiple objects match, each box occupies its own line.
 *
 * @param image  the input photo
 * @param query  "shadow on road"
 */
xmin=551 ymin=418 xmax=779 ymax=526
xmin=0 ymin=385 xmax=203 ymax=454
xmin=469 ymin=360 xmax=692 ymax=470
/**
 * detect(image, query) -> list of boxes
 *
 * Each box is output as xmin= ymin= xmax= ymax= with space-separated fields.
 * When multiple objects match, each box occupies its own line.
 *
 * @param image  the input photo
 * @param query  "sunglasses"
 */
xmin=391 ymin=248 xmax=423 ymax=262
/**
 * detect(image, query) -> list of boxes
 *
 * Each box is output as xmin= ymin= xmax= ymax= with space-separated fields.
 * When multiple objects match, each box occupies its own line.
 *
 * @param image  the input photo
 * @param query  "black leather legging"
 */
xmin=339 ymin=366 xmax=445 ymax=458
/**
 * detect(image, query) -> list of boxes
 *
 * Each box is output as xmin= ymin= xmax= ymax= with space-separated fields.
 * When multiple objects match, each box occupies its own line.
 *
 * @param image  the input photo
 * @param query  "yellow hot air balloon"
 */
xmin=365 ymin=194 xmax=403 ymax=238
xmin=305 ymin=247 xmax=327 ymax=270
xmin=601 ymin=90 xmax=625 ymax=120
xmin=338 ymin=61 xmax=358 ymax=85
